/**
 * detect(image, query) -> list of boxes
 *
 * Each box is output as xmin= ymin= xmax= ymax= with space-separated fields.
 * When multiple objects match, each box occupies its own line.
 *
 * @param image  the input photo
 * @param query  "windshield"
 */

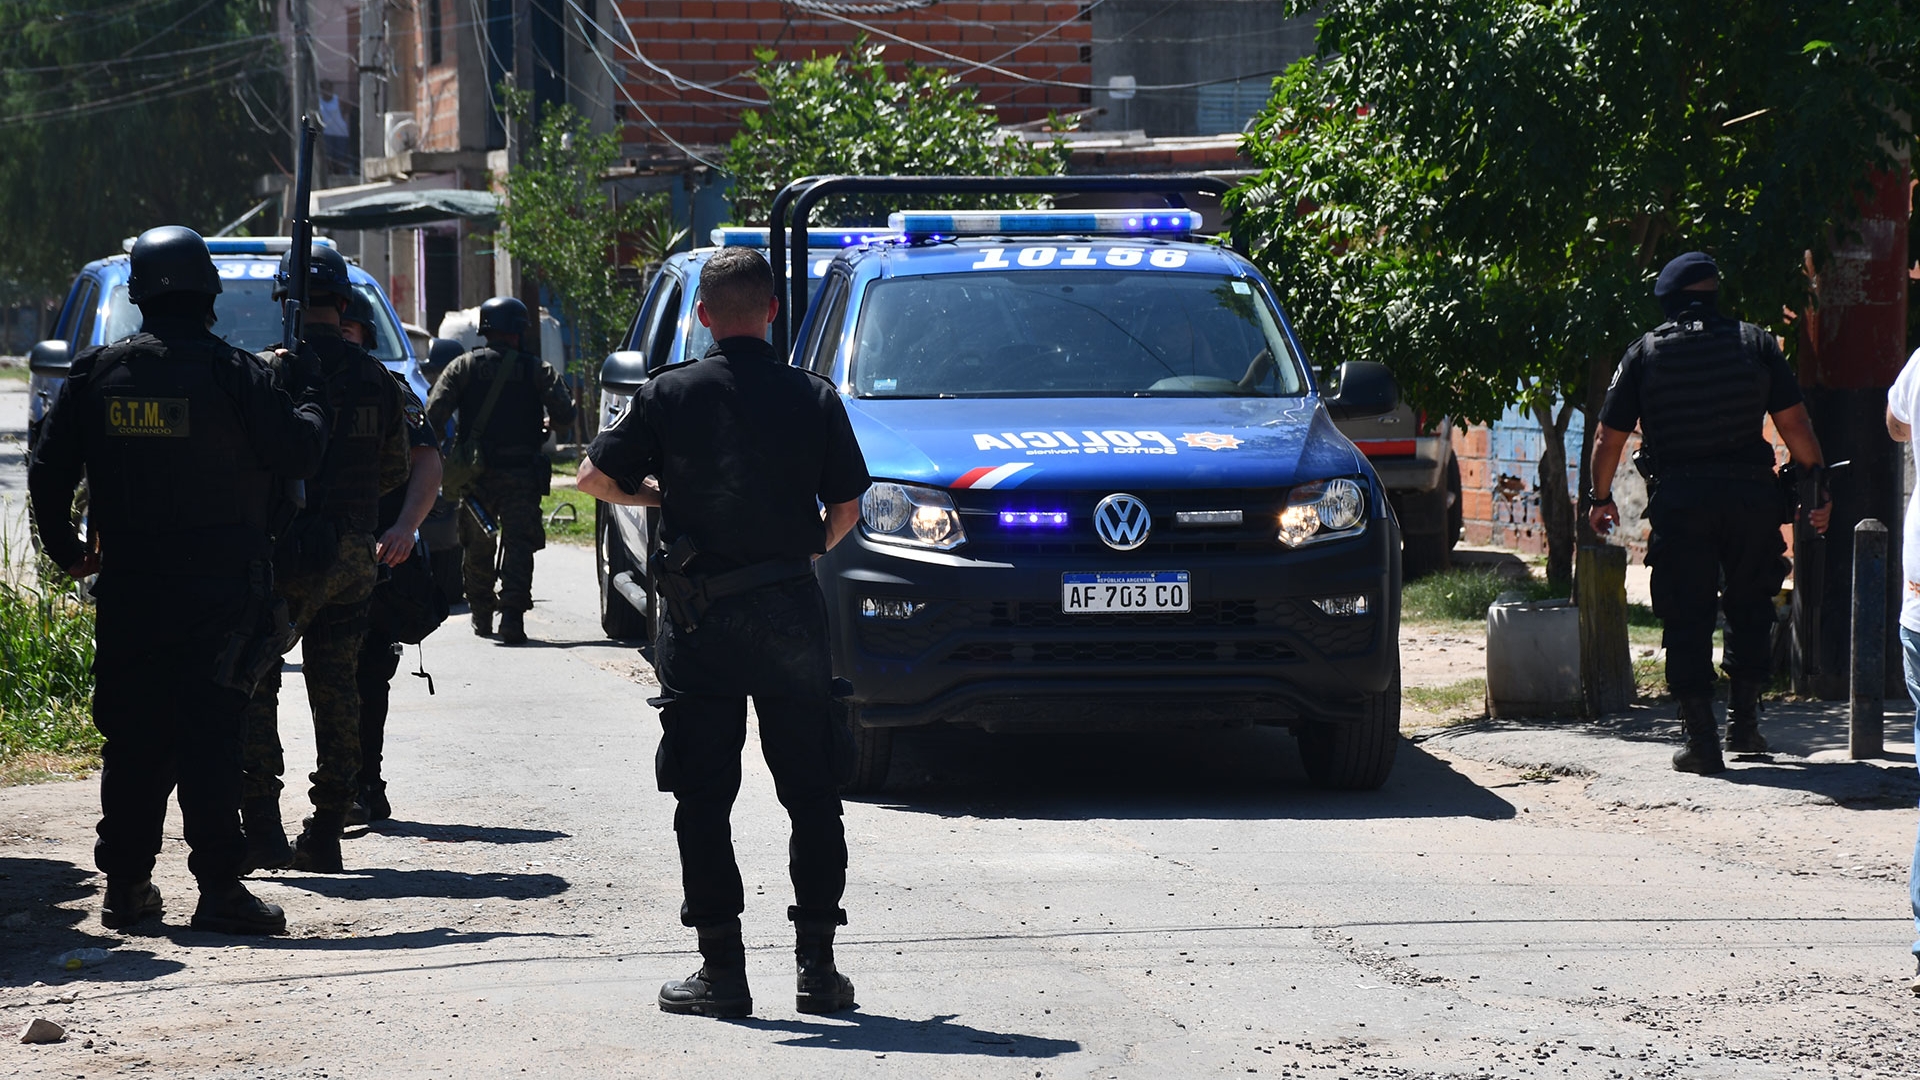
xmin=849 ymin=270 xmax=1307 ymax=398
xmin=102 ymin=274 xmax=410 ymax=365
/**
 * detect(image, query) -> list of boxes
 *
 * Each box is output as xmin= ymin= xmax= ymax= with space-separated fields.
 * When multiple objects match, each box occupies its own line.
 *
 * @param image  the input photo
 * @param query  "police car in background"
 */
xmin=26 ymin=236 xmax=431 ymax=452
xmin=599 ymin=196 xmax=1404 ymax=793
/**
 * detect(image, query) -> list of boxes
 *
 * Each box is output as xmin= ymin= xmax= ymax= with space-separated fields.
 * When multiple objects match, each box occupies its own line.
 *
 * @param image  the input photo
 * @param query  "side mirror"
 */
xmin=28 ymin=339 xmax=71 ymax=377
xmin=600 ymin=350 xmax=648 ymax=395
xmin=1325 ymin=360 xmax=1399 ymax=419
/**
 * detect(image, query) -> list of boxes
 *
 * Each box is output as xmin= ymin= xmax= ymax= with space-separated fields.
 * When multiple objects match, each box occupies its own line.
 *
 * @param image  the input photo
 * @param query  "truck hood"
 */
xmin=844 ymin=396 xmax=1366 ymax=491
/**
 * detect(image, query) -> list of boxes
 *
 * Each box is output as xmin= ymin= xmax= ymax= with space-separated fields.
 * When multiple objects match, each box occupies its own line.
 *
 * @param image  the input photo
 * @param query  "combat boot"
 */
xmin=190 ymin=880 xmax=286 ymax=936
xmin=101 ymin=877 xmax=163 ymax=929
xmin=1671 ymin=694 xmax=1726 ymax=775
xmin=498 ymin=610 xmax=527 ymax=645
xmin=795 ymin=921 xmax=857 ymax=1015
xmin=241 ymin=796 xmax=292 ymax=872
xmin=471 ymin=607 xmax=494 ymax=637
xmin=291 ymin=809 xmax=347 ymax=873
xmin=658 ymin=923 xmax=753 ymax=1018
xmin=360 ymin=781 xmax=392 ymax=823
xmin=1725 ymin=678 xmax=1770 ymax=754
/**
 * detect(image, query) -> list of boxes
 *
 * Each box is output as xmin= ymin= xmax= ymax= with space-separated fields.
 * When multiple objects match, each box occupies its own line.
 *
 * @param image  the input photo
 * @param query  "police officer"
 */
xmin=240 ymin=244 xmax=413 ymax=872
xmin=28 ymin=225 xmax=329 ymax=934
xmin=343 ymin=295 xmax=445 ymax=822
xmin=1589 ymin=252 xmax=1831 ymax=774
xmin=425 ymin=297 xmax=574 ymax=645
xmin=577 ymin=247 xmax=870 ymax=1019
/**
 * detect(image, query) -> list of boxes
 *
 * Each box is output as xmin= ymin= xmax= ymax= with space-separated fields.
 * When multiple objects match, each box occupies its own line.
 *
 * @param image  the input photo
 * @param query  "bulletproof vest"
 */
xmin=80 ymin=331 xmax=276 ymax=569
xmin=459 ymin=347 xmax=547 ymax=458
xmin=303 ymin=329 xmax=395 ymax=534
xmin=1636 ymin=316 xmax=1776 ymax=474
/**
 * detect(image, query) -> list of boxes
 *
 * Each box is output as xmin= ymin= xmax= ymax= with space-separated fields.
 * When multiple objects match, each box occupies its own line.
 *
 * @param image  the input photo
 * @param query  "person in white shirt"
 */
xmin=318 ymin=80 xmax=350 ymax=171
xmin=1880 ymin=344 xmax=1920 ymax=995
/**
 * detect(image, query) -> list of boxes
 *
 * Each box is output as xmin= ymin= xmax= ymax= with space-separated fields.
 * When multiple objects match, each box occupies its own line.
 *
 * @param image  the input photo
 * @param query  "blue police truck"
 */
xmin=598 ymin=176 xmax=1404 ymax=793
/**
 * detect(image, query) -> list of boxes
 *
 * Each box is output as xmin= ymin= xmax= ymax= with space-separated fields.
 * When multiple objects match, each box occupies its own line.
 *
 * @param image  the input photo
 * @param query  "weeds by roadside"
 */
xmin=1404 ymin=677 xmax=1487 ymax=727
xmin=540 ymin=487 xmax=594 ymax=545
xmin=0 ymin=524 xmax=98 ymax=781
xmin=1403 ymin=568 xmax=1559 ymax=622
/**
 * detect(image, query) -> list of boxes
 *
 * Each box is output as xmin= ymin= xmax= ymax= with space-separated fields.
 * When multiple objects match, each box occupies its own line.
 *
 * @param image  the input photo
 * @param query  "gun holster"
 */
xmin=1631 ymin=446 xmax=1659 ymax=497
xmin=653 ymin=535 xmax=707 ymax=634
xmin=212 ymin=562 xmax=298 ymax=695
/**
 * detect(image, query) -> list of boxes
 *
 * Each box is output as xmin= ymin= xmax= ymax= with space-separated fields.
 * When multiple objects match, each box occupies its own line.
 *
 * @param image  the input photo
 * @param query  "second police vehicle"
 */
xmin=598 ymin=178 xmax=1404 ymax=792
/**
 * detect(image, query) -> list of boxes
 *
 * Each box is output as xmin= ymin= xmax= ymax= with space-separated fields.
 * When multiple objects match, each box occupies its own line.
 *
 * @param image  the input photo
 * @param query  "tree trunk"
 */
xmin=1532 ymin=399 xmax=1577 ymax=589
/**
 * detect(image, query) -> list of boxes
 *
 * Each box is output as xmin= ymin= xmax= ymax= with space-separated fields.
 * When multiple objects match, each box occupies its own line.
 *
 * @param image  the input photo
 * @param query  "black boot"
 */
xmin=795 ymin=921 xmax=857 ymax=1014
xmin=190 ymin=880 xmax=286 ymax=936
xmin=291 ymin=809 xmax=347 ymax=873
xmin=658 ymin=923 xmax=753 ymax=1018
xmin=101 ymin=877 xmax=163 ymax=929
xmin=361 ymin=781 xmax=391 ymax=823
xmin=498 ymin=610 xmax=527 ymax=645
xmin=241 ymin=796 xmax=291 ymax=873
xmin=1725 ymin=678 xmax=1770 ymax=754
xmin=471 ymin=608 xmax=494 ymax=637
xmin=1671 ymin=694 xmax=1726 ymax=774
xmin=344 ymin=794 xmax=371 ymax=828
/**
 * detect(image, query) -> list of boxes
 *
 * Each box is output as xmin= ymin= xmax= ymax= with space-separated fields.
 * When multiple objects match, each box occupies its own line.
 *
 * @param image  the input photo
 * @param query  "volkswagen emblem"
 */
xmin=1093 ymin=493 xmax=1152 ymax=551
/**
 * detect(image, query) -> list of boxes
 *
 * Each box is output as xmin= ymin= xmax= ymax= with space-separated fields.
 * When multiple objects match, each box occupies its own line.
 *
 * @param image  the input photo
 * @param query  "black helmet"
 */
xmin=343 ymin=291 xmax=379 ymax=339
xmin=274 ymin=242 xmax=355 ymax=300
xmin=127 ymin=226 xmax=223 ymax=304
xmin=426 ymin=337 xmax=466 ymax=370
xmin=477 ymin=296 xmax=530 ymax=337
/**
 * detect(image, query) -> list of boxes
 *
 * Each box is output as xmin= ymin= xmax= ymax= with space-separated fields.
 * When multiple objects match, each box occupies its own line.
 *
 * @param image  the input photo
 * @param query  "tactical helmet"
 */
xmin=477 ymin=296 xmax=530 ymax=338
xmin=426 ymin=337 xmax=466 ymax=370
xmin=343 ymin=291 xmax=379 ymax=339
xmin=273 ymin=242 xmax=355 ymax=301
xmin=127 ymin=226 xmax=223 ymax=304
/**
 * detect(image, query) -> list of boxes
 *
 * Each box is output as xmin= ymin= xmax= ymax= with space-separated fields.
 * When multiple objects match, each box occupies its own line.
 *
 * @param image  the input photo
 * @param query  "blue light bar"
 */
xmin=1000 ymin=510 xmax=1070 ymax=528
xmin=122 ymin=236 xmax=339 ymax=255
xmin=886 ymin=209 xmax=1203 ymax=237
xmin=709 ymin=227 xmax=898 ymax=249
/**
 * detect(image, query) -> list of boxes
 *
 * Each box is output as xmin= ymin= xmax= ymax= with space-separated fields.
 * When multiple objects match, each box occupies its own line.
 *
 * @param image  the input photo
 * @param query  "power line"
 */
xmin=954 ymin=0 xmax=1108 ymax=79
xmin=5 ymin=33 xmax=277 ymax=75
xmin=0 ymin=55 xmax=260 ymax=128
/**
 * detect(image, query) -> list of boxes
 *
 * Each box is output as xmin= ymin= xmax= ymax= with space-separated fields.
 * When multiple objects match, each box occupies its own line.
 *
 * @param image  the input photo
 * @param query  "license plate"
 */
xmin=1061 ymin=571 xmax=1190 ymax=613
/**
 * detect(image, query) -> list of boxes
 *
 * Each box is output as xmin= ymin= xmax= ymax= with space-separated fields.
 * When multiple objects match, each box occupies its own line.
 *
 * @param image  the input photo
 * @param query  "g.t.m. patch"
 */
xmin=105 ymin=397 xmax=190 ymax=438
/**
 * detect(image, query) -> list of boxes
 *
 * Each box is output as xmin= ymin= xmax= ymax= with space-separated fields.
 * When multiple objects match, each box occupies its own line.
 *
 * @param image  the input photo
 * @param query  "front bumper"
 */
xmin=816 ymin=516 xmax=1400 ymax=732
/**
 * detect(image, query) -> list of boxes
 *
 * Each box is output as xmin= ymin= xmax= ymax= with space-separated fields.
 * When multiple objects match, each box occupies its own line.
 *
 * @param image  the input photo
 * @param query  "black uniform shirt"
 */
xmin=1599 ymin=313 xmax=1802 ymax=472
xmin=587 ymin=335 xmax=870 ymax=571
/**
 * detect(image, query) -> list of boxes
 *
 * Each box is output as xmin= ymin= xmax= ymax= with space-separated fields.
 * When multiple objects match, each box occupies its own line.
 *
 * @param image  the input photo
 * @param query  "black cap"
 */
xmin=478 ymin=296 xmax=530 ymax=337
xmin=127 ymin=226 xmax=223 ymax=304
xmin=1654 ymin=252 xmax=1719 ymax=299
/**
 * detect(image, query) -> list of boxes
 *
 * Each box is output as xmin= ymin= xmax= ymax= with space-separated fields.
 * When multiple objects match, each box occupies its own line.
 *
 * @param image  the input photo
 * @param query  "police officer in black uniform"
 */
xmin=576 ymin=248 xmax=870 ymax=1018
xmin=1589 ymin=252 xmax=1831 ymax=774
xmin=28 ymin=225 xmax=329 ymax=934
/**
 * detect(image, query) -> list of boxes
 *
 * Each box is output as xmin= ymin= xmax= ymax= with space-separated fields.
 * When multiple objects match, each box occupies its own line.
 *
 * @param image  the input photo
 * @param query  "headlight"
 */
xmin=1279 ymin=478 xmax=1367 ymax=547
xmin=861 ymin=482 xmax=966 ymax=550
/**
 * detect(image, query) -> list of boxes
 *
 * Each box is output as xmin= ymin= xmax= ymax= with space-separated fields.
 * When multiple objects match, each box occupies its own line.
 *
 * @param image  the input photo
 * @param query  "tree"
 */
xmin=497 ymin=91 xmax=661 ymax=387
xmin=724 ymin=39 xmax=1069 ymax=227
xmin=0 ymin=0 xmax=282 ymax=294
xmin=1229 ymin=1 xmax=1918 ymax=585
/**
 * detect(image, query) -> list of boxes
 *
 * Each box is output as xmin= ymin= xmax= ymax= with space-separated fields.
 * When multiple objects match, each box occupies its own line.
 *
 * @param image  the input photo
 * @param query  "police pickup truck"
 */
xmin=598 ymin=178 xmax=1404 ymax=792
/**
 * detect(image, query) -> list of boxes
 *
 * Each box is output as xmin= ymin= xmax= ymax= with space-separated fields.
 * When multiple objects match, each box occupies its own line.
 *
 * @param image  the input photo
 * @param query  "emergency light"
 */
xmin=709 ymin=227 xmax=897 ymax=249
xmin=885 ymin=209 xmax=1203 ymax=237
xmin=121 ymin=237 xmax=339 ymax=255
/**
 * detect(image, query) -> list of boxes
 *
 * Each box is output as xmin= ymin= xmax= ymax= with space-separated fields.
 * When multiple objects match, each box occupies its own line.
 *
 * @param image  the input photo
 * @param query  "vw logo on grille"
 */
xmin=1093 ymin=493 xmax=1152 ymax=551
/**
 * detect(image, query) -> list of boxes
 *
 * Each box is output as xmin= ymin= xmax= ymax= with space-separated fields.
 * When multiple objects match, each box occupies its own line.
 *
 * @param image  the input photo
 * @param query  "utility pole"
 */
xmin=358 ymin=0 xmax=385 ymax=166
xmin=287 ymin=0 xmax=314 ymax=229
xmin=510 ymin=0 xmax=540 ymax=344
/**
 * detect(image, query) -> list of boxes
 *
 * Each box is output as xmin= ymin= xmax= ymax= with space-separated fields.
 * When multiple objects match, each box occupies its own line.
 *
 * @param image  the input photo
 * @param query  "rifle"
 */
xmin=281 ymin=116 xmax=319 ymax=512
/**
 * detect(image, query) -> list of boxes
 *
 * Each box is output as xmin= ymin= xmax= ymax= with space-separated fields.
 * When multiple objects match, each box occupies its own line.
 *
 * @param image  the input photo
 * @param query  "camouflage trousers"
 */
xmin=242 ymin=532 xmax=378 ymax=813
xmin=458 ymin=465 xmax=548 ymax=615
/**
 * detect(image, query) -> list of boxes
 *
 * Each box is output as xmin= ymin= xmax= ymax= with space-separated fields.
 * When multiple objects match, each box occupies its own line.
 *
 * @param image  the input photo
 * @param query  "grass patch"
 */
xmin=549 ymin=456 xmax=579 ymax=477
xmin=1403 ymin=568 xmax=1561 ymax=623
xmin=1 ymin=538 xmax=100 ymax=780
xmin=540 ymin=486 xmax=594 ymax=545
xmin=1405 ymin=677 xmax=1487 ymax=721
xmin=0 ymin=364 xmax=29 ymax=382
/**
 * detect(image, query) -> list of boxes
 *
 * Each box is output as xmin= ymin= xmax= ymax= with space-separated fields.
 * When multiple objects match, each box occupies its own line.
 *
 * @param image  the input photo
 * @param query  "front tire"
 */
xmin=836 ymin=701 xmax=893 ymax=794
xmin=1296 ymin=673 xmax=1401 ymax=790
xmin=597 ymin=503 xmax=650 ymax=641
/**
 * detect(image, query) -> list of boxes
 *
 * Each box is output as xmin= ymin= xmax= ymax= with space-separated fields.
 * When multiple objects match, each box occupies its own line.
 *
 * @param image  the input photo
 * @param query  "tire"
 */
xmin=1445 ymin=452 xmax=1464 ymax=547
xmin=597 ymin=502 xmax=650 ymax=641
xmin=836 ymin=700 xmax=893 ymax=794
xmin=1296 ymin=673 xmax=1401 ymax=790
xmin=1401 ymin=527 xmax=1451 ymax=579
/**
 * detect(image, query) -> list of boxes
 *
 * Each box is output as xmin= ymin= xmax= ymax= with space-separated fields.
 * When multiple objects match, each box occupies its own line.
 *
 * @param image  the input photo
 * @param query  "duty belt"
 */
xmin=1657 ymin=462 xmax=1775 ymax=483
xmin=655 ymin=556 xmax=814 ymax=634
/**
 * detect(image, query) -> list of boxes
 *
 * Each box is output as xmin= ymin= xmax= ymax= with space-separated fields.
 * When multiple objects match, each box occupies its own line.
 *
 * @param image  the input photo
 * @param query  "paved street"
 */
xmin=3 ymin=519 xmax=1918 ymax=1078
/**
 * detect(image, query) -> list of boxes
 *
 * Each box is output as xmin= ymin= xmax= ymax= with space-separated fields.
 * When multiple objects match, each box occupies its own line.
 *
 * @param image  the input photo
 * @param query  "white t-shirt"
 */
xmin=1888 ymin=347 xmax=1920 ymax=631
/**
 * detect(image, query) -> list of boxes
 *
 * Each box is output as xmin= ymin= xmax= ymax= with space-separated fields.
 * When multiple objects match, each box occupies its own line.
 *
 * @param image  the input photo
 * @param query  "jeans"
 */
xmin=1898 ymin=626 xmax=1920 ymax=957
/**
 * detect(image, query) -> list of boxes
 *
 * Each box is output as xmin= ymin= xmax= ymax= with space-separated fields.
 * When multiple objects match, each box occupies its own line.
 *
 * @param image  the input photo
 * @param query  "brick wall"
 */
xmin=614 ymin=1 xmax=1094 ymax=150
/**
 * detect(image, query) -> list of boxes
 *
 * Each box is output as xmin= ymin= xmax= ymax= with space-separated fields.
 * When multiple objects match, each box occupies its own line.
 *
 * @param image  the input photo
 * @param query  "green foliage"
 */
xmin=497 ymin=90 xmax=660 ymax=377
xmin=1 ymin=543 xmax=99 ymax=767
xmin=1402 ymin=567 xmax=1559 ymax=623
xmin=1404 ymin=678 xmax=1488 ymax=720
xmin=538 ymin=487 xmax=594 ymax=546
xmin=724 ymin=39 xmax=1069 ymax=227
xmin=0 ymin=0 xmax=282 ymax=294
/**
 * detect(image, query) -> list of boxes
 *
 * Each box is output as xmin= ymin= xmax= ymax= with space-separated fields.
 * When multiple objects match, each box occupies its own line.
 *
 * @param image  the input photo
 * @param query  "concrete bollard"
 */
xmin=1850 ymin=518 xmax=1887 ymax=759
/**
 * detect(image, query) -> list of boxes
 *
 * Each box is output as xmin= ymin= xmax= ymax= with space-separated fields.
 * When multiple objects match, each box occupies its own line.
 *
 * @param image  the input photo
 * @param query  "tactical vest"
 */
xmin=303 ymin=331 xmax=397 ymax=534
xmin=458 ymin=347 xmax=547 ymax=461
xmin=1636 ymin=316 xmax=1777 ymax=476
xmin=82 ymin=332 xmax=276 ymax=571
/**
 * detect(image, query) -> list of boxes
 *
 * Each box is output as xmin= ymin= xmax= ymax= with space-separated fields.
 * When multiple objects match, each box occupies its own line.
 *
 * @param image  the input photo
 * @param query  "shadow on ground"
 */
xmin=370 ymin=821 xmax=570 ymax=845
xmin=743 ymin=1011 xmax=1080 ymax=1057
xmin=863 ymin=726 xmax=1515 ymax=822
xmin=0 ymin=856 xmax=186 ymax=987
xmin=265 ymin=867 xmax=569 ymax=902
